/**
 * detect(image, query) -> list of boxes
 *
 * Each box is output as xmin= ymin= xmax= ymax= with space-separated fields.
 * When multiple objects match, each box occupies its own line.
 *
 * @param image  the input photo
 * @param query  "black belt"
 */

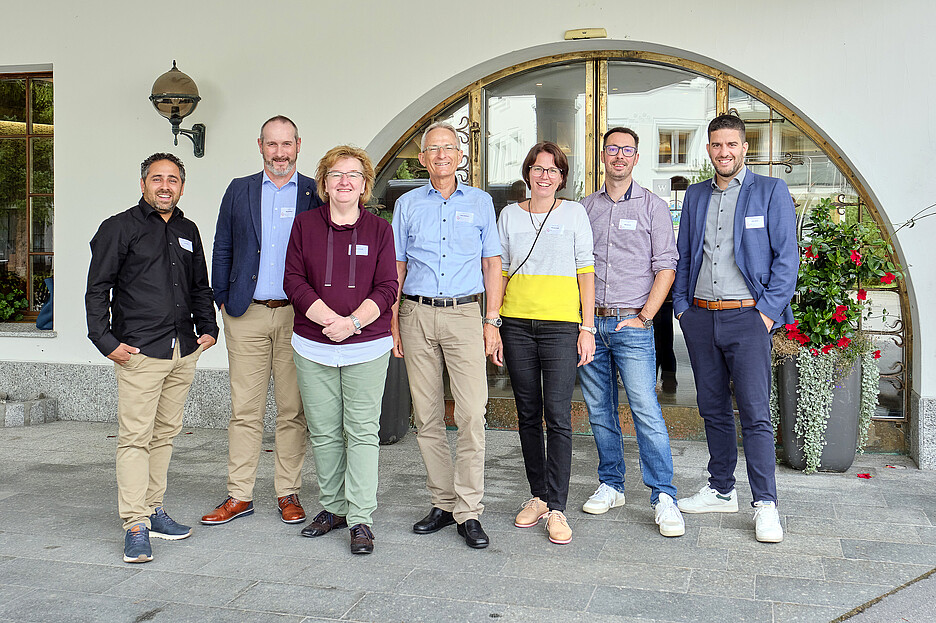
xmin=403 ymin=294 xmax=482 ymax=307
xmin=252 ymin=299 xmax=291 ymax=308
xmin=595 ymin=307 xmax=641 ymax=318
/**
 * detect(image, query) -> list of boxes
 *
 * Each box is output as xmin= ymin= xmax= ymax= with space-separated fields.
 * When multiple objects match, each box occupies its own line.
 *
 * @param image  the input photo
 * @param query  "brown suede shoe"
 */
xmin=201 ymin=497 xmax=254 ymax=525
xmin=277 ymin=494 xmax=306 ymax=524
xmin=349 ymin=523 xmax=374 ymax=554
xmin=300 ymin=509 xmax=348 ymax=537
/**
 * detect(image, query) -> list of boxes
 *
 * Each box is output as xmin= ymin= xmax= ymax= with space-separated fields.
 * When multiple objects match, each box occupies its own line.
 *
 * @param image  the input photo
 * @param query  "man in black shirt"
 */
xmin=86 ymin=153 xmax=218 ymax=563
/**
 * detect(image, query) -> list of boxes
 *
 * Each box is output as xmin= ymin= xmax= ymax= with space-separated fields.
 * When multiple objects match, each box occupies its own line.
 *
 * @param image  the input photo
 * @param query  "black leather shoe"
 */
xmin=300 ymin=510 xmax=347 ymax=538
xmin=456 ymin=519 xmax=489 ymax=549
xmin=412 ymin=507 xmax=455 ymax=534
xmin=349 ymin=524 xmax=374 ymax=554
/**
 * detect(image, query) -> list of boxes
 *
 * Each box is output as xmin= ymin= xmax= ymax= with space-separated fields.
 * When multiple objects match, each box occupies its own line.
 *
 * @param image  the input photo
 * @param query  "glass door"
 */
xmin=483 ymin=63 xmax=588 ymax=214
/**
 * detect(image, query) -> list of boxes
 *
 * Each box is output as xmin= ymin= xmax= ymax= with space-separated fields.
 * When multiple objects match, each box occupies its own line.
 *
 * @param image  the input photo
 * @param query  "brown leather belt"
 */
xmin=252 ymin=299 xmax=291 ymax=308
xmin=693 ymin=298 xmax=756 ymax=310
xmin=595 ymin=307 xmax=641 ymax=317
xmin=403 ymin=293 xmax=482 ymax=307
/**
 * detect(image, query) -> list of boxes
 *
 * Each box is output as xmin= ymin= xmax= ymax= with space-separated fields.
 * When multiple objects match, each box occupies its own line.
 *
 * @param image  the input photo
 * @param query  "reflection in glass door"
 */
xmin=484 ymin=64 xmax=587 ymax=214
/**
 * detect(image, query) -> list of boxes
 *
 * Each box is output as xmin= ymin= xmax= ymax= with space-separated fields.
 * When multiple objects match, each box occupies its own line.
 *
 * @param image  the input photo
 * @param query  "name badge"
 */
xmin=455 ymin=211 xmax=474 ymax=223
xmin=178 ymin=237 xmax=193 ymax=252
xmin=348 ymin=244 xmax=369 ymax=256
xmin=745 ymin=215 xmax=765 ymax=229
xmin=618 ymin=219 xmax=638 ymax=230
xmin=280 ymin=207 xmax=296 ymax=218
xmin=544 ymin=224 xmax=564 ymax=235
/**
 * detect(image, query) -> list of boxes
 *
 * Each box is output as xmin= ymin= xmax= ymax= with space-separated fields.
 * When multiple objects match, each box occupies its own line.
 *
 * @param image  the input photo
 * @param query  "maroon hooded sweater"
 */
xmin=284 ymin=204 xmax=398 ymax=345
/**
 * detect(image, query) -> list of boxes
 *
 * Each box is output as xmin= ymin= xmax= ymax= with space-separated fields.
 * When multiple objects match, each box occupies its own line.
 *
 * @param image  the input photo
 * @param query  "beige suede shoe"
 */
xmin=544 ymin=510 xmax=572 ymax=544
xmin=514 ymin=497 xmax=549 ymax=528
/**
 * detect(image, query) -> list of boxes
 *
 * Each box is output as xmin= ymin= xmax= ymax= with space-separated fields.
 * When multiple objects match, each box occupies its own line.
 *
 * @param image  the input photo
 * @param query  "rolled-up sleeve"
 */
xmin=649 ymin=195 xmax=678 ymax=274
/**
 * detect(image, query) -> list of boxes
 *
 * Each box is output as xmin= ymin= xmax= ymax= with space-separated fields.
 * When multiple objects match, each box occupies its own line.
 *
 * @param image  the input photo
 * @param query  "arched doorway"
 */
xmin=372 ymin=51 xmax=910 ymax=449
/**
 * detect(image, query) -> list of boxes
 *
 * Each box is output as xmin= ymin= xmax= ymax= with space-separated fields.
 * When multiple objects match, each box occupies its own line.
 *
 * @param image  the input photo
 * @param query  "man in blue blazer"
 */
xmin=672 ymin=115 xmax=797 ymax=543
xmin=202 ymin=116 xmax=324 ymax=526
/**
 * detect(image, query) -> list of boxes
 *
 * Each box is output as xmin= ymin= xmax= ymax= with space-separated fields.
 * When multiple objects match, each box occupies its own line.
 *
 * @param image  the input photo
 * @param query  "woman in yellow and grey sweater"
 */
xmin=494 ymin=141 xmax=595 ymax=545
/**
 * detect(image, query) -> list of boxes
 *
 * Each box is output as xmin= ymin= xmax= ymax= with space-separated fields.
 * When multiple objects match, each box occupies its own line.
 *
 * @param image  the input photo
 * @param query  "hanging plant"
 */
xmin=770 ymin=197 xmax=901 ymax=473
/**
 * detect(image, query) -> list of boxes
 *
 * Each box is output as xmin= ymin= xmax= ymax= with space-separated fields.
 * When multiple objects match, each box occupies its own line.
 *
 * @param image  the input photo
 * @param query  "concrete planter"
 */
xmin=0 ymin=395 xmax=58 ymax=427
xmin=777 ymin=358 xmax=861 ymax=472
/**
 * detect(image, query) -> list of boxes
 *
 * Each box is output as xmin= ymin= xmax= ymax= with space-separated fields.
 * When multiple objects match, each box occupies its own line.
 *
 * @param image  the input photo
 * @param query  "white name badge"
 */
xmin=348 ymin=244 xmax=369 ymax=256
xmin=544 ymin=224 xmax=564 ymax=235
xmin=178 ymin=237 xmax=193 ymax=252
xmin=745 ymin=215 xmax=765 ymax=229
xmin=455 ymin=211 xmax=474 ymax=223
xmin=280 ymin=207 xmax=296 ymax=218
xmin=618 ymin=218 xmax=638 ymax=231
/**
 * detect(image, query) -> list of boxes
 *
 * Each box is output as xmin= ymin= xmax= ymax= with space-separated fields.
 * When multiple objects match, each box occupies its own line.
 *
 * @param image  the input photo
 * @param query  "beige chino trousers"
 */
xmin=115 ymin=343 xmax=201 ymax=530
xmin=222 ymin=304 xmax=307 ymax=501
xmin=398 ymin=298 xmax=488 ymax=522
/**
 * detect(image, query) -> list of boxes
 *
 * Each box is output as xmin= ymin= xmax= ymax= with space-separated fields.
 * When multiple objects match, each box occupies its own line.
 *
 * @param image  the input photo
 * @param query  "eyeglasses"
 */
xmin=325 ymin=171 xmax=365 ymax=181
xmin=529 ymin=165 xmax=562 ymax=178
xmin=422 ymin=144 xmax=460 ymax=155
xmin=604 ymin=144 xmax=637 ymax=157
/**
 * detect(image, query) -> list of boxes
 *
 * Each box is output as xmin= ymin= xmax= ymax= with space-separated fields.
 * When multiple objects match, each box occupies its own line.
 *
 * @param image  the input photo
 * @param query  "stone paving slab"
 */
xmin=2 ymin=421 xmax=936 ymax=622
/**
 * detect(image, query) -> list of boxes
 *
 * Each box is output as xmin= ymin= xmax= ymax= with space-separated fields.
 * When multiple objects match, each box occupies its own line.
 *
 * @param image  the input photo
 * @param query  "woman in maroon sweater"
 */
xmin=283 ymin=145 xmax=397 ymax=555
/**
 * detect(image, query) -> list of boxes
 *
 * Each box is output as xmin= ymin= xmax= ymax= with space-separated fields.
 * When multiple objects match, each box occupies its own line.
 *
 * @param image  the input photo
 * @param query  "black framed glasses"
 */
xmin=604 ymin=144 xmax=637 ymax=157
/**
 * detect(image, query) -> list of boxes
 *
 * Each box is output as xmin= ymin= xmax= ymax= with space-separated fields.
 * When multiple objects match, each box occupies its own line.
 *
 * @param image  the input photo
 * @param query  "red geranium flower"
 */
xmin=873 ymin=350 xmax=881 ymax=359
xmin=857 ymin=289 xmax=867 ymax=301
xmin=881 ymin=272 xmax=896 ymax=284
xmin=837 ymin=337 xmax=851 ymax=349
xmin=850 ymin=250 xmax=862 ymax=266
xmin=822 ymin=344 xmax=835 ymax=354
xmin=804 ymin=246 xmax=817 ymax=259
xmin=810 ymin=348 xmax=819 ymax=357
xmin=784 ymin=320 xmax=799 ymax=332
xmin=833 ymin=305 xmax=848 ymax=323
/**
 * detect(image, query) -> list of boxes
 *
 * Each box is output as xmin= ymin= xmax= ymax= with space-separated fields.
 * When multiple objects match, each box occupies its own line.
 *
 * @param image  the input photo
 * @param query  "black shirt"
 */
xmin=86 ymin=198 xmax=219 ymax=359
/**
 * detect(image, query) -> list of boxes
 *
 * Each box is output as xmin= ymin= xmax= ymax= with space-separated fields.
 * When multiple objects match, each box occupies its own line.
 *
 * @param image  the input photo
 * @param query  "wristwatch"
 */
xmin=637 ymin=312 xmax=653 ymax=329
xmin=349 ymin=314 xmax=362 ymax=331
xmin=482 ymin=316 xmax=503 ymax=328
xmin=579 ymin=325 xmax=597 ymax=335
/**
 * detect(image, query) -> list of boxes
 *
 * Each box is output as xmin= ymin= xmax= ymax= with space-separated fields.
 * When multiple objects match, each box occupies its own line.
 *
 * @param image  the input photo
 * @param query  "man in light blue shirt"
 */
xmin=205 ymin=116 xmax=323 ymax=528
xmin=391 ymin=121 xmax=502 ymax=549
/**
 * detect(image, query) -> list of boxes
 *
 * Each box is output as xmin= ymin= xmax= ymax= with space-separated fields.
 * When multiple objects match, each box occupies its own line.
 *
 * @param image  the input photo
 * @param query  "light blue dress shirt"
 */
xmin=254 ymin=171 xmax=298 ymax=300
xmin=391 ymin=182 xmax=500 ymax=298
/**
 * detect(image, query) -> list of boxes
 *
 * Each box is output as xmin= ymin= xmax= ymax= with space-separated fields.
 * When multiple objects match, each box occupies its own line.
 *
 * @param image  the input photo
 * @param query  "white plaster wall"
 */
xmin=0 ymin=0 xmax=933 ymax=395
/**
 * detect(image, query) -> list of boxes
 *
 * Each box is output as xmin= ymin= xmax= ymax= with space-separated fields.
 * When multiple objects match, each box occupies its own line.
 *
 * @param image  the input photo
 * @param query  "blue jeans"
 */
xmin=501 ymin=317 xmax=578 ymax=512
xmin=578 ymin=315 xmax=677 ymax=505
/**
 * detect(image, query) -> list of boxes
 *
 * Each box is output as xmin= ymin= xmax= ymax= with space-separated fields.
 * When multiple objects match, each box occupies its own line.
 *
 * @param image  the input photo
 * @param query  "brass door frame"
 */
xmin=375 ymin=51 xmax=911 ymax=421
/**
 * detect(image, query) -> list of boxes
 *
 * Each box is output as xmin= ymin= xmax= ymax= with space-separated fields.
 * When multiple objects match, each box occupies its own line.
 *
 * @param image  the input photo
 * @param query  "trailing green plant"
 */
xmin=770 ymin=197 xmax=901 ymax=473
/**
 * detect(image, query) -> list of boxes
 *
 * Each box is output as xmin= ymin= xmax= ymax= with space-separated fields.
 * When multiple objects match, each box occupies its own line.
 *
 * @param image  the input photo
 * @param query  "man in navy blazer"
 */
xmin=672 ymin=115 xmax=797 ymax=543
xmin=202 ymin=116 xmax=324 ymax=527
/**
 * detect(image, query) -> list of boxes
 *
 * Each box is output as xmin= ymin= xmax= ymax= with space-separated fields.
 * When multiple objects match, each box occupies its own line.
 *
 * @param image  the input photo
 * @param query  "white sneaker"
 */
xmin=654 ymin=492 xmax=685 ymax=537
xmin=582 ymin=483 xmax=626 ymax=515
xmin=677 ymin=485 xmax=739 ymax=514
xmin=753 ymin=501 xmax=783 ymax=543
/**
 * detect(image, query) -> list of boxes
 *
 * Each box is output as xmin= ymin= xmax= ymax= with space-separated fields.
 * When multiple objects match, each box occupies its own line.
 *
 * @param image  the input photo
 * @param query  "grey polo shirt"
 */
xmin=694 ymin=167 xmax=752 ymax=301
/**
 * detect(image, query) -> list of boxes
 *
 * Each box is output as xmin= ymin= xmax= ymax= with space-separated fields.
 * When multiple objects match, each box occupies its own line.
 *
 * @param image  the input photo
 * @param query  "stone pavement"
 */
xmin=1 ymin=422 xmax=934 ymax=623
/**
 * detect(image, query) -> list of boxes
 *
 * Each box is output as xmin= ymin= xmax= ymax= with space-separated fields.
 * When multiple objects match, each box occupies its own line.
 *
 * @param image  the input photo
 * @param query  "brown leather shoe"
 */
xmin=277 ymin=494 xmax=306 ymax=524
xmin=201 ymin=497 xmax=254 ymax=525
xmin=300 ymin=509 xmax=348 ymax=537
xmin=349 ymin=523 xmax=374 ymax=554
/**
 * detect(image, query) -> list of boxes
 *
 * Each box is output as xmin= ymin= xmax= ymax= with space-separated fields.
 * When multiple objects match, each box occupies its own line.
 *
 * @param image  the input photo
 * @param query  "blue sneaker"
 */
xmin=123 ymin=522 xmax=153 ymax=563
xmin=149 ymin=507 xmax=192 ymax=540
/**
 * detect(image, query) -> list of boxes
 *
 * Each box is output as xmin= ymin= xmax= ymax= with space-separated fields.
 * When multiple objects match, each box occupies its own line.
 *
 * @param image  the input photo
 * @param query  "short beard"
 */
xmin=266 ymin=159 xmax=296 ymax=178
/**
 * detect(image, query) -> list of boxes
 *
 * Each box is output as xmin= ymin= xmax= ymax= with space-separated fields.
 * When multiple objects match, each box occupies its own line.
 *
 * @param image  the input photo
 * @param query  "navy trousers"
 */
xmin=679 ymin=305 xmax=777 ymax=503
